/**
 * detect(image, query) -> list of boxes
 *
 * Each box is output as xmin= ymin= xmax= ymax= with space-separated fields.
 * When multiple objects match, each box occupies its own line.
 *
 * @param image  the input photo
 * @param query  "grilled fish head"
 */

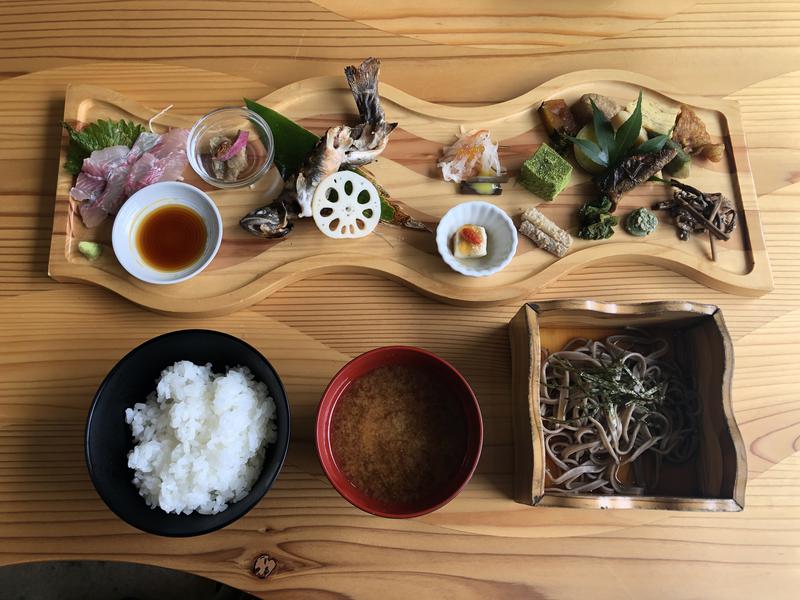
xmin=239 ymin=201 xmax=293 ymax=239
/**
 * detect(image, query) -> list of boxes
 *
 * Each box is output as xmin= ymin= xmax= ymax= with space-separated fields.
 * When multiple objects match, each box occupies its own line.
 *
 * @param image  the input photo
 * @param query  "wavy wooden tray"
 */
xmin=49 ymin=70 xmax=772 ymax=316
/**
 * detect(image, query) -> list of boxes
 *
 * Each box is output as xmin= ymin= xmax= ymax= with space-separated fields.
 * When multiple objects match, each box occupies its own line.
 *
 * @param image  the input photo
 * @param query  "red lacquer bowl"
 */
xmin=315 ymin=346 xmax=483 ymax=518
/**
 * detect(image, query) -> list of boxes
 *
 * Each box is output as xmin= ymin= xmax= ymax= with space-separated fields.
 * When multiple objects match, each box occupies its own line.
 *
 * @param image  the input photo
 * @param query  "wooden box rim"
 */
xmin=510 ymin=299 xmax=747 ymax=511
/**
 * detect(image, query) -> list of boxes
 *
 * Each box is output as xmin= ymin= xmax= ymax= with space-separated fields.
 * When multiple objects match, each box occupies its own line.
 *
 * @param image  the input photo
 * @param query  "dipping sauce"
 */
xmin=136 ymin=205 xmax=207 ymax=271
xmin=330 ymin=364 xmax=468 ymax=505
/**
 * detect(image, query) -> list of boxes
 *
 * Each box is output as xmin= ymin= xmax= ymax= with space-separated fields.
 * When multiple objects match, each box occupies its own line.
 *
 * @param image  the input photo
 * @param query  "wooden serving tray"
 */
xmin=49 ymin=70 xmax=772 ymax=316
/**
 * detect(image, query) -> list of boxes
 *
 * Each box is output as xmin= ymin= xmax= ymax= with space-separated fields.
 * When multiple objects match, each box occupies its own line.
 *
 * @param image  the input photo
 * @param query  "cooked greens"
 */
xmin=577 ymin=196 xmax=618 ymax=240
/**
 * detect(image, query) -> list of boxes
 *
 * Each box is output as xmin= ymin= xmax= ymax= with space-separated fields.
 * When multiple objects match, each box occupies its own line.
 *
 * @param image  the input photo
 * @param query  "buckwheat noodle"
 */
xmin=540 ymin=332 xmax=700 ymax=495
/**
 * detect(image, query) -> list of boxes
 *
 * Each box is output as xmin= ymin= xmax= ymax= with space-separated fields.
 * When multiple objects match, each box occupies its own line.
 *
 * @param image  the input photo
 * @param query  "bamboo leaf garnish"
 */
xmin=611 ymin=91 xmax=644 ymax=166
xmin=566 ymin=90 xmax=667 ymax=175
xmin=568 ymin=137 xmax=608 ymax=168
xmin=591 ymin=98 xmax=614 ymax=162
xmin=634 ymin=132 xmax=670 ymax=156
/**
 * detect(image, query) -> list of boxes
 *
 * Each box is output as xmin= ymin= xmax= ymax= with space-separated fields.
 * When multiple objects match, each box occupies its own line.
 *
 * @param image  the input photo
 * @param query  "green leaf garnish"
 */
xmin=634 ymin=132 xmax=670 ymax=156
xmin=62 ymin=119 xmax=145 ymax=175
xmin=244 ymin=98 xmax=319 ymax=180
xmin=566 ymin=135 xmax=608 ymax=168
xmin=569 ymin=91 xmax=669 ymax=176
xmin=591 ymin=99 xmax=614 ymax=163
xmin=245 ymin=100 xmax=401 ymax=226
xmin=611 ymin=91 xmax=644 ymax=166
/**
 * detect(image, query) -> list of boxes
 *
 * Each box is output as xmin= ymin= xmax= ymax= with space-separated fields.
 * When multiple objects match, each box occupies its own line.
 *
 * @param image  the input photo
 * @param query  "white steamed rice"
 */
xmin=125 ymin=360 xmax=277 ymax=515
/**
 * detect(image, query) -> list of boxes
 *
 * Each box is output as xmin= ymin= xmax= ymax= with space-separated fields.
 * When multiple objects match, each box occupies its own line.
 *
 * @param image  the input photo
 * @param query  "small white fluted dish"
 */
xmin=436 ymin=201 xmax=518 ymax=277
xmin=111 ymin=181 xmax=223 ymax=285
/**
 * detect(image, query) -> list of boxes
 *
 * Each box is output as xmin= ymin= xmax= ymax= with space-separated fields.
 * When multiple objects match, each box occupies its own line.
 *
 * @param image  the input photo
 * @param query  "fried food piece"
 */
xmin=519 ymin=221 xmax=570 ymax=257
xmin=521 ymin=207 xmax=572 ymax=249
xmin=672 ymin=105 xmax=724 ymax=162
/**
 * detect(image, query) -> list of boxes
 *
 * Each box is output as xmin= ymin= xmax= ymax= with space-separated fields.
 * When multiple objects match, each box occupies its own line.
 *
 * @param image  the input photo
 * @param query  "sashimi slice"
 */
xmin=81 ymin=145 xmax=129 ymax=178
xmin=124 ymin=153 xmax=164 ymax=196
xmin=99 ymin=164 xmax=131 ymax=215
xmin=152 ymin=128 xmax=188 ymax=158
xmin=127 ymin=132 xmax=161 ymax=163
xmin=70 ymin=172 xmax=106 ymax=202
xmin=79 ymin=201 xmax=109 ymax=228
xmin=74 ymin=128 xmax=189 ymax=228
xmin=124 ymin=129 xmax=189 ymax=196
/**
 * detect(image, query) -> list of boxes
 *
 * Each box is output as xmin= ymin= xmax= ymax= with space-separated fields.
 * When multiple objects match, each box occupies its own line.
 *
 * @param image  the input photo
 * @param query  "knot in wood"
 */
xmin=252 ymin=554 xmax=277 ymax=579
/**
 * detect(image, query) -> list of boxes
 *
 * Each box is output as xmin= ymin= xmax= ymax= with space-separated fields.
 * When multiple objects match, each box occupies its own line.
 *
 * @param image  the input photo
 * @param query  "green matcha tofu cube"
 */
xmin=519 ymin=143 xmax=572 ymax=201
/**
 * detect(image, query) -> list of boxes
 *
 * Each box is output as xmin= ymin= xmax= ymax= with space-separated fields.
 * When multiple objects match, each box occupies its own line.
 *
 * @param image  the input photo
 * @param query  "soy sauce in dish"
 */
xmin=330 ymin=364 xmax=468 ymax=505
xmin=136 ymin=205 xmax=207 ymax=272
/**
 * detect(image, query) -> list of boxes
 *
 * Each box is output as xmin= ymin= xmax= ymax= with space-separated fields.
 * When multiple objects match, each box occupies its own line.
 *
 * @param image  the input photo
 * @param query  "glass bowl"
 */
xmin=188 ymin=107 xmax=274 ymax=189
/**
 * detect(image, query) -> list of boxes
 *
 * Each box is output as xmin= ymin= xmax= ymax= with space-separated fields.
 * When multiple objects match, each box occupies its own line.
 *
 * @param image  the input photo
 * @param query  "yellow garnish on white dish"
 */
xmin=453 ymin=224 xmax=488 ymax=258
xmin=311 ymin=170 xmax=381 ymax=239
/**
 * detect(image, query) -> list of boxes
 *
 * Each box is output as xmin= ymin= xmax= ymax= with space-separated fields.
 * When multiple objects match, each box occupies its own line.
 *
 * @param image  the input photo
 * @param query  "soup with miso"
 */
xmin=330 ymin=364 xmax=468 ymax=505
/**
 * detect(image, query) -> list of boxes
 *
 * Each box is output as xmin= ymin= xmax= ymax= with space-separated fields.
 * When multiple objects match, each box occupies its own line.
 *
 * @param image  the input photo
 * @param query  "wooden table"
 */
xmin=1 ymin=1 xmax=799 ymax=598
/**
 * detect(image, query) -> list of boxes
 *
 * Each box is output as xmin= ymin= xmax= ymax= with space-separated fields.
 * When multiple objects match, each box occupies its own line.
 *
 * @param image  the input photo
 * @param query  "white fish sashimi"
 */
xmin=80 ymin=145 xmax=129 ymax=178
xmin=70 ymin=172 xmax=106 ymax=202
xmin=125 ymin=154 xmax=164 ymax=196
xmin=79 ymin=202 xmax=110 ymax=229
xmin=73 ymin=145 xmax=130 ymax=227
xmin=127 ymin=131 xmax=162 ymax=162
xmin=124 ymin=129 xmax=189 ymax=197
xmin=70 ymin=129 xmax=189 ymax=228
xmin=98 ymin=165 xmax=131 ymax=215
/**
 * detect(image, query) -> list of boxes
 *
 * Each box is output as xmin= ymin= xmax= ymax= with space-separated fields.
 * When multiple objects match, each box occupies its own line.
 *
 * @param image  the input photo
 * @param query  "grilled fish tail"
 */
xmin=345 ymin=57 xmax=384 ymax=125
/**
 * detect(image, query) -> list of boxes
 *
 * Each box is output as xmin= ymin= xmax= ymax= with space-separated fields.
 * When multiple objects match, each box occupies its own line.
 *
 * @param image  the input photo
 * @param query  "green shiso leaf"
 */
xmin=62 ymin=119 xmax=145 ymax=175
xmin=244 ymin=98 xmax=319 ymax=180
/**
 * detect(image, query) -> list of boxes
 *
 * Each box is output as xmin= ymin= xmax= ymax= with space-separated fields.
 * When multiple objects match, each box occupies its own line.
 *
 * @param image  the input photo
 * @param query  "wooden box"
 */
xmin=509 ymin=300 xmax=747 ymax=511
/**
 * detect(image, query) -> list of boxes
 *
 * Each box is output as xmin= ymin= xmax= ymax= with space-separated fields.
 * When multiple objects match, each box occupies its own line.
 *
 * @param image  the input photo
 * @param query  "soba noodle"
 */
xmin=540 ymin=332 xmax=699 ymax=495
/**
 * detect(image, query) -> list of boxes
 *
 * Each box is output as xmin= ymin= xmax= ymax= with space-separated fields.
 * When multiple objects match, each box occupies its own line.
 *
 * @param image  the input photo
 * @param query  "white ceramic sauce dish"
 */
xmin=111 ymin=181 xmax=223 ymax=285
xmin=436 ymin=201 xmax=518 ymax=277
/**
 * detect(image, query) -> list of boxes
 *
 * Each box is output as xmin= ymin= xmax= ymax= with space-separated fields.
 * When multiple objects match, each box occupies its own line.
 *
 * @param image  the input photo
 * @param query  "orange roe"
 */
xmin=459 ymin=226 xmax=483 ymax=246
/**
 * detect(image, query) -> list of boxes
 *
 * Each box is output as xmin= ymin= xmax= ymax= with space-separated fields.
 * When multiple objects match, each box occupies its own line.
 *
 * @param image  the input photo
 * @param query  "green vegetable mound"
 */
xmin=624 ymin=207 xmax=658 ymax=237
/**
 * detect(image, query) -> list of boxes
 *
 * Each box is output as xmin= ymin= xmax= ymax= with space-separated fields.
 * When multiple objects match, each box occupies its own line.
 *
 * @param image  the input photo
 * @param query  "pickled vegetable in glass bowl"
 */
xmin=188 ymin=107 xmax=274 ymax=188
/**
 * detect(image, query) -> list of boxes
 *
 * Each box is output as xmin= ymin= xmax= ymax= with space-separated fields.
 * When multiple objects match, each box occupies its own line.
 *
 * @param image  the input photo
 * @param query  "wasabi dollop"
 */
xmin=78 ymin=241 xmax=102 ymax=261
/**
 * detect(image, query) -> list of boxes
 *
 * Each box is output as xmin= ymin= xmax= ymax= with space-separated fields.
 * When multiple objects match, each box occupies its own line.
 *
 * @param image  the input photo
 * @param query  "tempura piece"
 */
xmin=672 ymin=105 xmax=724 ymax=162
xmin=519 ymin=207 xmax=572 ymax=258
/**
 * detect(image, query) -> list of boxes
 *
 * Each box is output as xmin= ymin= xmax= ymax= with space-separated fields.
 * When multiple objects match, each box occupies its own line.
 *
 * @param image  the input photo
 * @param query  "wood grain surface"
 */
xmin=1 ymin=1 xmax=800 ymax=599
